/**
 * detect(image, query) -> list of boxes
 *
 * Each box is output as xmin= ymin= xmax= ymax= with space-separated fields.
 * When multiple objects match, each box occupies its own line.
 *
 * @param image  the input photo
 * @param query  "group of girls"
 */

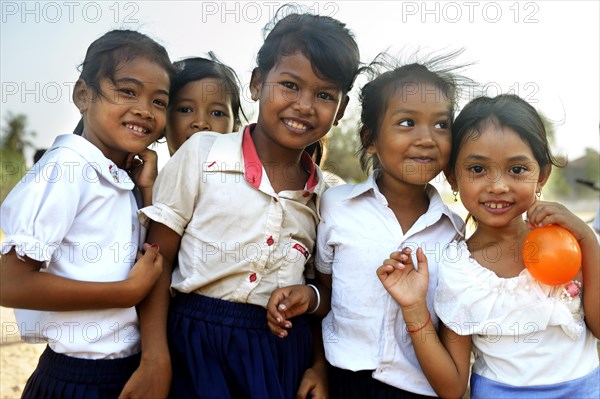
xmin=1 ymin=4 xmax=597 ymax=399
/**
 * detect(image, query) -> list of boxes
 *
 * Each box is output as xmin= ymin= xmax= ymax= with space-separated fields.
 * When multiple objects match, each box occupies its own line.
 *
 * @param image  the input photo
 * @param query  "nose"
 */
xmin=133 ymin=103 xmax=154 ymax=120
xmin=191 ymin=114 xmax=210 ymax=131
xmin=486 ymin=168 xmax=510 ymax=194
xmin=414 ymin=126 xmax=435 ymax=147
xmin=292 ymin=90 xmax=314 ymax=115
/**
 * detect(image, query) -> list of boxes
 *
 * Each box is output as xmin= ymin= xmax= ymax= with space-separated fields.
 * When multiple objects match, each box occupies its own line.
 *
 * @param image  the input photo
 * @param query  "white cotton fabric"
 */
xmin=435 ymin=241 xmax=599 ymax=385
xmin=1 ymin=134 xmax=143 ymax=359
xmin=316 ymin=171 xmax=464 ymax=396
xmin=139 ymin=126 xmax=326 ymax=308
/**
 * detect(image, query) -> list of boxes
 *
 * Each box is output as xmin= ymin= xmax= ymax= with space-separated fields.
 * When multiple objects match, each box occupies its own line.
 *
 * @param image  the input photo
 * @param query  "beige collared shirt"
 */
xmin=140 ymin=125 xmax=325 ymax=308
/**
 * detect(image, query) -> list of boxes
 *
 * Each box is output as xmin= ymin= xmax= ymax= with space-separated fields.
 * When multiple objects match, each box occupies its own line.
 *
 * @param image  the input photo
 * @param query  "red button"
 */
xmin=266 ymin=236 xmax=274 ymax=246
xmin=302 ymin=191 xmax=310 ymax=197
xmin=249 ymin=273 xmax=257 ymax=283
xmin=273 ymin=197 xmax=278 ymax=202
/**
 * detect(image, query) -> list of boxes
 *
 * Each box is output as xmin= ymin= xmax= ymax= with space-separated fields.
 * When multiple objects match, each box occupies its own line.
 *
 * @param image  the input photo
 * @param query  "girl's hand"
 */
xmin=296 ymin=360 xmax=328 ymax=399
xmin=527 ymin=201 xmax=595 ymax=243
xmin=376 ymin=247 xmax=429 ymax=309
xmin=119 ymin=354 xmax=171 ymax=399
xmin=266 ymin=285 xmax=315 ymax=338
xmin=126 ymin=149 xmax=158 ymax=206
xmin=124 ymin=243 xmax=163 ymax=305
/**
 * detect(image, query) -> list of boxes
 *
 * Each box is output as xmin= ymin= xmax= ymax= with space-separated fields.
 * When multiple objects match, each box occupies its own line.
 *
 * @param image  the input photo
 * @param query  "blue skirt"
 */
xmin=21 ymin=346 xmax=140 ymax=399
xmin=470 ymin=368 xmax=600 ymax=399
xmin=168 ymin=293 xmax=312 ymax=399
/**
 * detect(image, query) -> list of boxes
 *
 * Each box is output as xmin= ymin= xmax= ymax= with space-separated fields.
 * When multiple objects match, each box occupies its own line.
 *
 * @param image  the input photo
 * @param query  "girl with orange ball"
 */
xmin=377 ymin=94 xmax=599 ymax=398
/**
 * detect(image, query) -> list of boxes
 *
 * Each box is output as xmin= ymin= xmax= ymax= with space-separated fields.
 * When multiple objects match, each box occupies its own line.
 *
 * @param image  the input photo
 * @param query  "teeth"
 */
xmin=126 ymin=124 xmax=148 ymax=133
xmin=285 ymin=119 xmax=307 ymax=130
xmin=487 ymin=202 xmax=508 ymax=209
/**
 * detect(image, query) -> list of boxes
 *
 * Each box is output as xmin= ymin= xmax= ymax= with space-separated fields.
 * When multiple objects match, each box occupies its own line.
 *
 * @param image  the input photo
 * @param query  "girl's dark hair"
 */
xmin=171 ymin=53 xmax=247 ymax=129
xmin=256 ymin=5 xmax=360 ymax=94
xmin=449 ymin=94 xmax=564 ymax=173
xmin=358 ymin=51 xmax=473 ymax=173
xmin=73 ymin=29 xmax=175 ymax=135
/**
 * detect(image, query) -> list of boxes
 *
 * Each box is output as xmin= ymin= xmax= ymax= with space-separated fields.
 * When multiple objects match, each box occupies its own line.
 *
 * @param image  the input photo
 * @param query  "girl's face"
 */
xmin=368 ymin=83 xmax=452 ymax=188
xmin=450 ymin=124 xmax=549 ymax=228
xmin=166 ymin=77 xmax=236 ymax=155
xmin=75 ymin=58 xmax=169 ymax=167
xmin=250 ymin=52 xmax=347 ymax=155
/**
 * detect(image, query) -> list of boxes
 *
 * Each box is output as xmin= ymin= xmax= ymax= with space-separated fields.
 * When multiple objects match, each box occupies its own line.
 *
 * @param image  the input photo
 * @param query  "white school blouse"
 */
xmin=316 ymin=171 xmax=464 ymax=396
xmin=139 ymin=125 xmax=326 ymax=308
xmin=435 ymin=241 xmax=599 ymax=386
xmin=1 ymin=134 xmax=143 ymax=359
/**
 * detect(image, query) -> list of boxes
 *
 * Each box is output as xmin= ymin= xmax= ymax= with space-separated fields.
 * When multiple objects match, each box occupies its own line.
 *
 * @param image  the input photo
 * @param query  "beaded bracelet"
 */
xmin=306 ymin=284 xmax=321 ymax=314
xmin=406 ymin=312 xmax=431 ymax=334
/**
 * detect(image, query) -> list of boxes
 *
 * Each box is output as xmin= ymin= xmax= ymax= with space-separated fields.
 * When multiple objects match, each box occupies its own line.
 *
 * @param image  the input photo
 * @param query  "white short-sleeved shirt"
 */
xmin=1 ymin=134 xmax=144 ymax=359
xmin=139 ymin=125 xmax=326 ymax=308
xmin=316 ymin=171 xmax=464 ymax=396
xmin=435 ymin=241 xmax=599 ymax=386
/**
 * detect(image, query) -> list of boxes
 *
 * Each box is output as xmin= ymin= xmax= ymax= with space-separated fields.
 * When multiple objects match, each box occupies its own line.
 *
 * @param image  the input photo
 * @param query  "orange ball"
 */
xmin=523 ymin=225 xmax=581 ymax=285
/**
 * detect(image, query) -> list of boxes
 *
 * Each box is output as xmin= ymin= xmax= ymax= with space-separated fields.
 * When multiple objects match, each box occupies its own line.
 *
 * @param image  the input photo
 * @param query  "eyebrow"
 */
xmin=463 ymin=154 xmax=534 ymax=163
xmin=114 ymin=77 xmax=169 ymax=97
xmin=175 ymin=98 xmax=229 ymax=107
xmin=390 ymin=109 xmax=451 ymax=117
xmin=279 ymin=72 xmax=340 ymax=92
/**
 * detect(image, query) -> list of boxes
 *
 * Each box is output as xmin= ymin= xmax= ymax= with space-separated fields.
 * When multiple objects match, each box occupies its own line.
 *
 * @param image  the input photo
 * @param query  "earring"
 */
xmin=452 ymin=190 xmax=458 ymax=202
xmin=536 ymin=190 xmax=542 ymax=198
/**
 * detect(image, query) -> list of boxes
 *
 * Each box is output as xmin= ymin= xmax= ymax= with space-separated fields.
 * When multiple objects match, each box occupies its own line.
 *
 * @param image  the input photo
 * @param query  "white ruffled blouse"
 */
xmin=434 ymin=241 xmax=598 ymax=386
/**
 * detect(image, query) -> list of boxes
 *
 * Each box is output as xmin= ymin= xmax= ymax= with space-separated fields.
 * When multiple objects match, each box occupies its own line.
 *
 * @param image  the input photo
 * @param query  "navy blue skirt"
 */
xmin=21 ymin=346 xmax=140 ymax=399
xmin=329 ymin=365 xmax=435 ymax=399
xmin=168 ymin=293 xmax=312 ymax=399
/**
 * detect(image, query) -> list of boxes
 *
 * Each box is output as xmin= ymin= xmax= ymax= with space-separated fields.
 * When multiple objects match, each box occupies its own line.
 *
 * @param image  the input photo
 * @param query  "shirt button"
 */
xmin=266 ymin=236 xmax=274 ymax=246
xmin=249 ymin=273 xmax=257 ymax=283
xmin=302 ymin=191 xmax=310 ymax=197
xmin=273 ymin=197 xmax=278 ymax=202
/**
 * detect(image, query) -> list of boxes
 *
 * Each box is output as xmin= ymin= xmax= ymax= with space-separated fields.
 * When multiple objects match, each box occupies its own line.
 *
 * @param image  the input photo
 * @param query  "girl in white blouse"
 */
xmin=378 ymin=94 xmax=599 ymax=398
xmin=0 ymin=30 xmax=171 ymax=398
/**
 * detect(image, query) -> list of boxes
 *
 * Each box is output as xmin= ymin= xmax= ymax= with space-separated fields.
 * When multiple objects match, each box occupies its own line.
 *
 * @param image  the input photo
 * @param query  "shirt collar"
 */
xmin=204 ymin=124 xmax=321 ymax=193
xmin=50 ymin=134 xmax=134 ymax=190
xmin=342 ymin=169 xmax=464 ymax=237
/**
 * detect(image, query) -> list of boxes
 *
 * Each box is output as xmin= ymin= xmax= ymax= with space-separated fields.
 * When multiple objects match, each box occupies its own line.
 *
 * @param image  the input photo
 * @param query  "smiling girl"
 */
xmin=0 ymin=29 xmax=173 ymax=398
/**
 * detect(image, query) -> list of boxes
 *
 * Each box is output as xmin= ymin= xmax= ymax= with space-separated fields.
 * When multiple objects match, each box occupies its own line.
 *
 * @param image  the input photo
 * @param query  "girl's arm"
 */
xmin=527 ymin=201 xmax=600 ymax=337
xmin=295 ymin=270 xmax=332 ymax=399
xmin=119 ymin=222 xmax=181 ymax=399
xmin=377 ymin=248 xmax=471 ymax=398
xmin=0 ymin=244 xmax=162 ymax=310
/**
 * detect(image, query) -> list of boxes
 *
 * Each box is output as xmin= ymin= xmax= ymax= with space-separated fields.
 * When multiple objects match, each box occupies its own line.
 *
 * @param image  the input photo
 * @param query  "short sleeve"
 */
xmin=1 ymin=154 xmax=81 ymax=262
xmin=139 ymin=136 xmax=202 ymax=235
xmin=315 ymin=205 xmax=336 ymax=275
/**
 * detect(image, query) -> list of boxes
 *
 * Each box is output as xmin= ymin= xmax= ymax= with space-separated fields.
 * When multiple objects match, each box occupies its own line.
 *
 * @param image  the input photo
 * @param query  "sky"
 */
xmin=1 ymin=0 xmax=599 ymax=168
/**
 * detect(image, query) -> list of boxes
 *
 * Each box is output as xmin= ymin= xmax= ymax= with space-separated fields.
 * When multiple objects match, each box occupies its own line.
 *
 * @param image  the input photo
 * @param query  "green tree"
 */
xmin=321 ymin=112 xmax=365 ymax=183
xmin=1 ymin=112 xmax=36 ymax=204
xmin=539 ymin=112 xmax=570 ymax=199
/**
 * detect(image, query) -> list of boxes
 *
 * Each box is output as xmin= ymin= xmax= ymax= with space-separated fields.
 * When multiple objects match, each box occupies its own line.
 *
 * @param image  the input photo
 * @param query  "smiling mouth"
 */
xmin=411 ymin=157 xmax=434 ymax=163
xmin=484 ymin=201 xmax=511 ymax=209
xmin=125 ymin=123 xmax=149 ymax=134
xmin=283 ymin=119 xmax=309 ymax=131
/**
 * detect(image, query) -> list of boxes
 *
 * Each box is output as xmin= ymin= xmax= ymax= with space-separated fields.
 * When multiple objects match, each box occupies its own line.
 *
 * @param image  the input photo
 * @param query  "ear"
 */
xmin=444 ymin=166 xmax=458 ymax=191
xmin=359 ymin=126 xmax=377 ymax=155
xmin=73 ymin=79 xmax=90 ymax=113
xmin=333 ymin=95 xmax=350 ymax=126
xmin=537 ymin=164 xmax=552 ymax=190
xmin=249 ymin=68 xmax=262 ymax=102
